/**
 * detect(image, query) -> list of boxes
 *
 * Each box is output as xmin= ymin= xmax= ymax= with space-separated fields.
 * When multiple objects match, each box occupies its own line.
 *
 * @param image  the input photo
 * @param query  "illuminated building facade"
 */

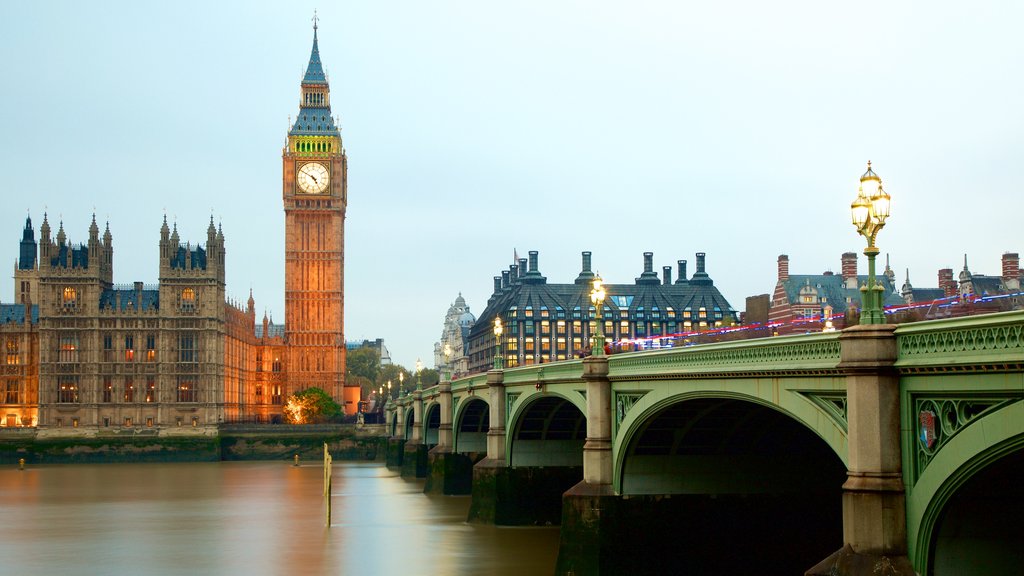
xmin=466 ymin=251 xmax=737 ymax=374
xmin=0 ymin=26 xmax=355 ymax=433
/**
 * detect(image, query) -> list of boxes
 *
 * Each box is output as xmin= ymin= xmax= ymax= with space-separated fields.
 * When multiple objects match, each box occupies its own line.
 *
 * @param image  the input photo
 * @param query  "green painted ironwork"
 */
xmin=506 ymin=392 xmax=521 ymax=422
xmin=910 ymin=394 xmax=1021 ymax=484
xmin=613 ymin=391 xmax=647 ymax=436
xmin=798 ymin=391 xmax=848 ymax=433
xmin=608 ymin=332 xmax=841 ymax=378
xmin=896 ymin=310 xmax=1024 ymax=368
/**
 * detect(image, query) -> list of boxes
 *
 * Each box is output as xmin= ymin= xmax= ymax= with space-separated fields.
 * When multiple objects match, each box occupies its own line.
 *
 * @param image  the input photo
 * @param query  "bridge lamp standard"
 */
xmin=415 ymin=358 xmax=423 ymax=391
xmin=387 ymin=380 xmax=392 ymax=400
xmin=399 ymin=372 xmax=405 ymax=397
xmin=590 ymin=275 xmax=607 ymax=357
xmin=492 ymin=316 xmax=504 ymax=370
xmin=850 ymin=161 xmax=891 ymax=325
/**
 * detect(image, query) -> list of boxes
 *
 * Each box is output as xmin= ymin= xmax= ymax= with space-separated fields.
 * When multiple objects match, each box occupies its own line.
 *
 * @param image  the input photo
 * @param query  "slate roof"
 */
xmin=302 ymin=28 xmax=327 ymax=85
xmin=170 ymin=245 xmax=206 ymax=270
xmin=99 ymin=289 xmax=159 ymax=312
xmin=907 ymin=288 xmax=946 ymax=302
xmin=255 ymin=323 xmax=285 ymax=339
xmin=290 ymin=106 xmax=339 ymax=136
xmin=780 ymin=274 xmax=904 ymax=314
xmin=0 ymin=304 xmax=37 ymax=325
xmin=469 ymin=272 xmax=737 ymax=342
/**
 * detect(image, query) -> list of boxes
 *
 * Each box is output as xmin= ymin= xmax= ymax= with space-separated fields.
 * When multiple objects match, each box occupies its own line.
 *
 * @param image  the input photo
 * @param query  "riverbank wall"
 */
xmin=0 ymin=424 xmax=387 ymax=464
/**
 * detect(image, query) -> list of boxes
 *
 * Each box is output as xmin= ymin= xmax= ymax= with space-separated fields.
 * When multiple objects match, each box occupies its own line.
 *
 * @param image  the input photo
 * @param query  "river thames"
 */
xmin=0 ymin=461 xmax=560 ymax=575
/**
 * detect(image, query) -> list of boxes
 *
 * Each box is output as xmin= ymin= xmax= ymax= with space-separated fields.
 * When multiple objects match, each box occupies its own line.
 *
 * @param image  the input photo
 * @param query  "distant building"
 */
xmin=768 ymin=253 xmax=904 ymax=329
xmin=466 ymin=250 xmax=737 ymax=374
xmin=347 ymin=339 xmax=392 ymax=366
xmin=434 ymin=293 xmax=476 ymax=377
xmin=900 ymin=253 xmax=1023 ymax=318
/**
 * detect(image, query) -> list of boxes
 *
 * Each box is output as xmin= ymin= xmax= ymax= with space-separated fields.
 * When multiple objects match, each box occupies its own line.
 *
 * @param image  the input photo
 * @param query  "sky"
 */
xmin=1 ymin=1 xmax=1022 ymax=369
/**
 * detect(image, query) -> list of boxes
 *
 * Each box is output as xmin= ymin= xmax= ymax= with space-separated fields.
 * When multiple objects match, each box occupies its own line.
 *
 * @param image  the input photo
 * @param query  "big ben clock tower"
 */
xmin=283 ymin=19 xmax=351 ymax=411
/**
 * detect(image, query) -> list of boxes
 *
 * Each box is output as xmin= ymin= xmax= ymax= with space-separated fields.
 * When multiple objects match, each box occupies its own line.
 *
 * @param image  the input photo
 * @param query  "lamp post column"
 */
xmin=437 ymin=346 xmax=453 ymax=452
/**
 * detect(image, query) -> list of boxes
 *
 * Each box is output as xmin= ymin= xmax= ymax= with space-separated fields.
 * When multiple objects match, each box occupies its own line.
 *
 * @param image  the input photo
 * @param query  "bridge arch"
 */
xmin=612 ymin=393 xmax=847 ymax=573
xmin=403 ymin=406 xmax=415 ymax=440
xmin=908 ymin=400 xmax=1024 ymax=573
xmin=423 ymin=401 xmax=440 ymax=445
xmin=613 ymin=384 xmax=848 ymax=492
xmin=454 ymin=397 xmax=489 ymax=454
xmin=507 ymin=392 xmax=586 ymax=467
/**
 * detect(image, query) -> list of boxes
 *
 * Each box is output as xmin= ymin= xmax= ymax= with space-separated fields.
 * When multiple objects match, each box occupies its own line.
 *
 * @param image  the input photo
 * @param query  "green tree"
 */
xmin=283 ymin=387 xmax=342 ymax=424
xmin=347 ymin=347 xmax=381 ymax=383
xmin=376 ymin=364 xmax=412 ymax=397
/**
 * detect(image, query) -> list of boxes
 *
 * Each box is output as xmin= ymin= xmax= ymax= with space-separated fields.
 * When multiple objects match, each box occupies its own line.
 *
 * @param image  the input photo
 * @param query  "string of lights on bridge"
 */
xmin=607 ymin=290 xmax=1024 ymax=352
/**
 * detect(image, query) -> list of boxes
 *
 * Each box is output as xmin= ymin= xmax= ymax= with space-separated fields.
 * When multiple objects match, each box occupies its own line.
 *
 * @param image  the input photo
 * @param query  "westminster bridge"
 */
xmin=384 ymin=311 xmax=1024 ymax=575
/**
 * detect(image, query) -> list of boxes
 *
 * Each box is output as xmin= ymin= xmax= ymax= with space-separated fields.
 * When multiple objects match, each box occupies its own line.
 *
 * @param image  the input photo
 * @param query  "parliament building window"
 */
xmin=146 ymin=334 xmax=156 ymax=362
xmin=102 ymin=377 xmax=113 ymax=403
xmin=181 ymin=288 xmax=196 ymax=312
xmin=124 ymin=335 xmax=135 ymax=362
xmin=145 ymin=378 xmax=155 ymax=402
xmin=124 ymin=378 xmax=135 ymax=402
xmin=5 ymin=380 xmax=19 ymax=404
xmin=102 ymin=334 xmax=114 ymax=362
xmin=272 ymin=357 xmax=282 ymax=372
xmin=255 ymin=385 xmax=264 ymax=403
xmin=5 ymin=338 xmax=18 ymax=365
xmin=177 ymin=378 xmax=196 ymax=402
xmin=256 ymin=352 xmax=263 ymax=372
xmin=61 ymin=286 xmax=77 ymax=311
xmin=58 ymin=334 xmax=79 ymax=363
xmin=179 ymin=333 xmax=197 ymax=363
xmin=57 ymin=377 xmax=79 ymax=403
xmin=271 ymin=385 xmax=283 ymax=405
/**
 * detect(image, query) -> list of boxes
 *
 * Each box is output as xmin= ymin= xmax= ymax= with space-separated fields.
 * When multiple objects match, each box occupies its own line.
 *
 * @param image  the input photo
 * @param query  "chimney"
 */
xmin=501 ymin=270 xmax=510 ymax=290
xmin=521 ymin=251 xmax=546 ymax=284
xmin=575 ymin=251 xmax=596 ymax=284
xmin=778 ymin=255 xmax=789 ymax=282
xmin=636 ymin=252 xmax=660 ymax=284
xmin=677 ymin=260 xmax=688 ymax=284
xmin=1003 ymin=253 xmax=1020 ymax=291
xmin=663 ymin=266 xmax=672 ymax=285
xmin=509 ymin=264 xmax=518 ymax=283
xmin=518 ymin=258 xmax=527 ymax=278
xmin=841 ymin=252 xmax=858 ymax=289
xmin=689 ymin=253 xmax=711 ymax=285
xmin=493 ymin=276 xmax=502 ymax=294
xmin=938 ymin=268 xmax=956 ymax=297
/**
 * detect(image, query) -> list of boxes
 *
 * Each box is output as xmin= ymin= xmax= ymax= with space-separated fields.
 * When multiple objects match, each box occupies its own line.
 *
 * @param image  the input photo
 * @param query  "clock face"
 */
xmin=297 ymin=162 xmax=330 ymax=194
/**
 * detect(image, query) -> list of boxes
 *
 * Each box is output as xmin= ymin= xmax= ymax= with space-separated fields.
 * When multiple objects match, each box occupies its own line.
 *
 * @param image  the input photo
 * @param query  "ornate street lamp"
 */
xmin=387 ymin=379 xmax=392 ymax=400
xmin=590 ymin=275 xmax=607 ymax=357
xmin=399 ymin=372 xmax=405 ymax=396
xmin=415 ymin=358 xmax=423 ymax=391
xmin=493 ymin=316 xmax=504 ymax=370
xmin=850 ymin=161 xmax=891 ymax=324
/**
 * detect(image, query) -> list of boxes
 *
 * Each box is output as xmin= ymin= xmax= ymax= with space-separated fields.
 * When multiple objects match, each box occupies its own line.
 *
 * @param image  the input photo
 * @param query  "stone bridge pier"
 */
xmin=401 ymin=388 xmax=428 ymax=478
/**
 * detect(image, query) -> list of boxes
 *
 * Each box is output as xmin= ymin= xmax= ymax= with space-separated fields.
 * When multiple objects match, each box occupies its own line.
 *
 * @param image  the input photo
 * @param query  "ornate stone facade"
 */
xmin=0 ymin=26 xmax=354 ymax=433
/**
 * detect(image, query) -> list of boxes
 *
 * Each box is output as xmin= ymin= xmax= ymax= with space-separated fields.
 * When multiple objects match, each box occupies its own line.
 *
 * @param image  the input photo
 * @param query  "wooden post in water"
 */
xmin=323 ymin=442 xmax=333 ymax=527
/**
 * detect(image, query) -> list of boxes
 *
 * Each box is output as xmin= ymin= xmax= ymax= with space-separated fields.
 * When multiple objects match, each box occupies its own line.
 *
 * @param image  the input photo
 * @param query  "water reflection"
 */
xmin=0 ymin=462 xmax=559 ymax=575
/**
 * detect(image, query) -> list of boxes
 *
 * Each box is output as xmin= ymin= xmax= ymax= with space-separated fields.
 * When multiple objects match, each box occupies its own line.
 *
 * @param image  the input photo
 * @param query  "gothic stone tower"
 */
xmin=283 ymin=23 xmax=349 ymax=410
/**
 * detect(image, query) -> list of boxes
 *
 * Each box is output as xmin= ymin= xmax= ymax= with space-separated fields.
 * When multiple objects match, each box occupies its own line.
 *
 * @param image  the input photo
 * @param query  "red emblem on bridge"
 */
xmin=919 ymin=409 xmax=937 ymax=449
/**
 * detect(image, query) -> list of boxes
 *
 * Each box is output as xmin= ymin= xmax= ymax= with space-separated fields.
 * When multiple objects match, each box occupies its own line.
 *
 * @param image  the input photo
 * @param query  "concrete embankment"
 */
xmin=0 ymin=424 xmax=387 ymax=464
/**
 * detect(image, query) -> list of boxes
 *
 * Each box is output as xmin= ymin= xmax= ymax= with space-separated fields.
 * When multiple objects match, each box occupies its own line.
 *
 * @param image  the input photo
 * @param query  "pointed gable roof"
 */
xmin=302 ymin=26 xmax=327 ymax=85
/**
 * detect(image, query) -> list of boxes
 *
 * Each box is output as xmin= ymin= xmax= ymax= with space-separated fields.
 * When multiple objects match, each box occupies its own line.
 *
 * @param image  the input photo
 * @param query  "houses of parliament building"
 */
xmin=0 ymin=25 xmax=355 ymax=435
